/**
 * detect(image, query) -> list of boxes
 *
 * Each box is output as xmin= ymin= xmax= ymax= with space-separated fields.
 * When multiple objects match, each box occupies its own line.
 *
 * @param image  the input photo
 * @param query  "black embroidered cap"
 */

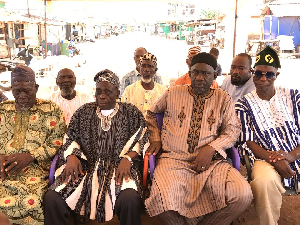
xmin=254 ymin=45 xmax=281 ymax=68
xmin=190 ymin=52 xmax=217 ymax=70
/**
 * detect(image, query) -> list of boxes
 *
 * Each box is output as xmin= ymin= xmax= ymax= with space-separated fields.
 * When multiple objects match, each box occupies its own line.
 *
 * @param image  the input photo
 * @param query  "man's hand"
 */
xmin=268 ymin=150 xmax=296 ymax=163
xmin=146 ymin=141 xmax=162 ymax=155
xmin=62 ymin=155 xmax=84 ymax=184
xmin=0 ymin=155 xmax=8 ymax=181
xmin=115 ymin=158 xmax=132 ymax=185
xmin=272 ymin=159 xmax=295 ymax=179
xmin=192 ymin=145 xmax=216 ymax=173
xmin=4 ymin=153 xmax=34 ymax=177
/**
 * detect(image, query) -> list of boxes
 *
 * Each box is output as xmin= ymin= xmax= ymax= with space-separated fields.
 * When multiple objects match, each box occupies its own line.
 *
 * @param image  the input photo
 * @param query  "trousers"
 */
xmin=44 ymin=188 xmax=142 ymax=225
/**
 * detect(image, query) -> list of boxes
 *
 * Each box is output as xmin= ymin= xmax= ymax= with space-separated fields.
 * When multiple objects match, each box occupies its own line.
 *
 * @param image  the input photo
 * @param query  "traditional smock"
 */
xmin=145 ymin=85 xmax=241 ymax=218
xmin=236 ymin=87 xmax=300 ymax=192
xmin=121 ymin=80 xmax=167 ymax=116
xmin=0 ymin=99 xmax=66 ymax=225
xmin=49 ymin=102 xmax=148 ymax=223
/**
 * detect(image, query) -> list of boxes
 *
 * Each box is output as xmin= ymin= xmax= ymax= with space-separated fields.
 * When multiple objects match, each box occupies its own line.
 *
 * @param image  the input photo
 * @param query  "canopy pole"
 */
xmin=233 ymin=0 xmax=238 ymax=58
xmin=44 ymin=0 xmax=47 ymax=58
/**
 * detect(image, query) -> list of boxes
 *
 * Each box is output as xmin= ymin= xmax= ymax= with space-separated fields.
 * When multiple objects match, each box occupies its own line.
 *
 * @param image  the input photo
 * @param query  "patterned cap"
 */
xmin=254 ymin=45 xmax=281 ymax=68
xmin=94 ymin=69 xmax=120 ymax=89
xmin=11 ymin=65 xmax=35 ymax=83
xmin=188 ymin=46 xmax=202 ymax=58
xmin=140 ymin=52 xmax=157 ymax=66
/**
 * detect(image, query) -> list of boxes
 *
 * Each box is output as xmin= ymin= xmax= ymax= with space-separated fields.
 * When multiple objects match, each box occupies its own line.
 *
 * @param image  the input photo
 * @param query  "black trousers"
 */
xmin=44 ymin=188 xmax=142 ymax=225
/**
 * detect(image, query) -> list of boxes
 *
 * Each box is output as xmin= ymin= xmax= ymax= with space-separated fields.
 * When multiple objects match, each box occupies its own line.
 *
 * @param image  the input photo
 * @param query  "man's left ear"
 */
xmin=276 ymin=72 xmax=280 ymax=78
xmin=35 ymin=84 xmax=39 ymax=91
xmin=214 ymin=71 xmax=218 ymax=79
xmin=155 ymin=67 xmax=158 ymax=72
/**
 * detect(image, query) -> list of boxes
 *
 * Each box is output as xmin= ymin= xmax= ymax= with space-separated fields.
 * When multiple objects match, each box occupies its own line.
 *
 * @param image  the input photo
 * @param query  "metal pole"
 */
xmin=233 ymin=0 xmax=238 ymax=57
xmin=44 ymin=0 xmax=47 ymax=58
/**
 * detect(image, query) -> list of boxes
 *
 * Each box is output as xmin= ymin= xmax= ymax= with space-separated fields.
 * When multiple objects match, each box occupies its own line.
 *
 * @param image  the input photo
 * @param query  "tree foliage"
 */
xmin=200 ymin=8 xmax=217 ymax=19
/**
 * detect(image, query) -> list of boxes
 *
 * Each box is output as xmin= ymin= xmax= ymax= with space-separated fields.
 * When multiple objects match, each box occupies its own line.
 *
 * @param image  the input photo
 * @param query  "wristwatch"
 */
xmin=122 ymin=155 xmax=133 ymax=165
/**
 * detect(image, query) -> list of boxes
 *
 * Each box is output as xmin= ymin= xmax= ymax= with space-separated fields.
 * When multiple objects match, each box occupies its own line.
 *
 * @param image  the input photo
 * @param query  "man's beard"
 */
xmin=231 ymin=76 xmax=242 ymax=86
xmin=61 ymin=88 xmax=74 ymax=97
xmin=141 ymin=77 xmax=152 ymax=84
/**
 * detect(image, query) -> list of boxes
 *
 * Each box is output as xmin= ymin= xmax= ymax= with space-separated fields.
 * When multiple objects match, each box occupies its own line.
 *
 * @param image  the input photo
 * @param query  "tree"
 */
xmin=200 ymin=8 xmax=217 ymax=19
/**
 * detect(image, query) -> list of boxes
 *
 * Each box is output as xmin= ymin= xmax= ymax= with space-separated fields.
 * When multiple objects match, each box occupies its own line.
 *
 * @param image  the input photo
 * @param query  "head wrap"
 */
xmin=11 ymin=65 xmax=35 ymax=83
xmin=254 ymin=45 xmax=281 ymax=68
xmin=94 ymin=69 xmax=120 ymax=89
xmin=140 ymin=52 xmax=157 ymax=66
xmin=190 ymin=52 xmax=217 ymax=70
xmin=188 ymin=46 xmax=202 ymax=58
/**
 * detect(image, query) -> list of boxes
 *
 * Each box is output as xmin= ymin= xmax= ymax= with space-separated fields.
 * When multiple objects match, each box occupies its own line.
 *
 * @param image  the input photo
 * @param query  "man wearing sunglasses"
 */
xmin=236 ymin=46 xmax=300 ymax=225
xmin=221 ymin=53 xmax=255 ymax=103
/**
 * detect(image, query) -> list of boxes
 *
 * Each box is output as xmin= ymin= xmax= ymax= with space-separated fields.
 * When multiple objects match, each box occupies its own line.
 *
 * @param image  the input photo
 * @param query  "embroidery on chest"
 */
xmin=178 ymin=106 xmax=186 ymax=127
xmin=207 ymin=110 xmax=216 ymax=131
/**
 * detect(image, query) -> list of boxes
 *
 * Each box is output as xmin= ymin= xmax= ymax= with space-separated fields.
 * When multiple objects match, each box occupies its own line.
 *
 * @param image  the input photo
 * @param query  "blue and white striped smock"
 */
xmin=235 ymin=86 xmax=300 ymax=191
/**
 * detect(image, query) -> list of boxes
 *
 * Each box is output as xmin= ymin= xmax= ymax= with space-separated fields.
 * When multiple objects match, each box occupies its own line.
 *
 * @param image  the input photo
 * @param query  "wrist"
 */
xmin=122 ymin=155 xmax=133 ymax=165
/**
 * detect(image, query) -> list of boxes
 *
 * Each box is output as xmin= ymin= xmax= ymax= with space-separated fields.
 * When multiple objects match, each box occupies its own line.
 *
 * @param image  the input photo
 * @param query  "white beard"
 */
xmin=141 ymin=77 xmax=152 ymax=84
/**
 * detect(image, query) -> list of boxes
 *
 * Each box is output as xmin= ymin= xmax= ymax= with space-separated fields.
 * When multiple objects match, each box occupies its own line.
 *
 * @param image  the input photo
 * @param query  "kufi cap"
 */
xmin=140 ymin=52 xmax=157 ymax=66
xmin=190 ymin=52 xmax=217 ymax=70
xmin=94 ymin=69 xmax=120 ymax=89
xmin=11 ymin=65 xmax=35 ymax=83
xmin=254 ymin=45 xmax=281 ymax=68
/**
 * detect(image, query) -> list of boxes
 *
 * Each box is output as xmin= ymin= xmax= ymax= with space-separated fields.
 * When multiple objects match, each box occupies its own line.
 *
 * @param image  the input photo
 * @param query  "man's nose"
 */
xmin=195 ymin=74 xmax=205 ymax=80
xmin=260 ymin=74 xmax=267 ymax=81
xmin=19 ymin=92 xmax=27 ymax=98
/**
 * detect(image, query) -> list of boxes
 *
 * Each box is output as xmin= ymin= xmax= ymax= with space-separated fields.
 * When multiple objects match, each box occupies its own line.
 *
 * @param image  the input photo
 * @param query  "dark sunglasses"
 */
xmin=254 ymin=71 xmax=276 ymax=79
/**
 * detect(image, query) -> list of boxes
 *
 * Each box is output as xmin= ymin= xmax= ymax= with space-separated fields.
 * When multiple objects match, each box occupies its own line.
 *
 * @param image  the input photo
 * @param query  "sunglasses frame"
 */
xmin=254 ymin=70 xmax=276 ymax=79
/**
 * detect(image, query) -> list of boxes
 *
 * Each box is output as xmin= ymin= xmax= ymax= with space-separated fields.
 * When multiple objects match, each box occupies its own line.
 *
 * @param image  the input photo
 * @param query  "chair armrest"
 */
xmin=49 ymin=154 xmax=59 ymax=186
xmin=226 ymin=147 xmax=240 ymax=171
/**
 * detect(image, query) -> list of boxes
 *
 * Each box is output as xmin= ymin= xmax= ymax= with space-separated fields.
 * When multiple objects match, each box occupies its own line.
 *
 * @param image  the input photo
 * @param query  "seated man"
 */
xmin=0 ymin=65 xmax=66 ymax=225
xmin=121 ymin=53 xmax=167 ymax=116
xmin=145 ymin=53 xmax=252 ymax=225
xmin=209 ymin=47 xmax=222 ymax=76
xmin=45 ymin=69 xmax=148 ymax=225
xmin=236 ymin=46 xmax=300 ymax=225
xmin=120 ymin=47 xmax=162 ymax=96
xmin=175 ymin=46 xmax=219 ymax=88
xmin=48 ymin=68 xmax=94 ymax=126
xmin=221 ymin=53 xmax=255 ymax=103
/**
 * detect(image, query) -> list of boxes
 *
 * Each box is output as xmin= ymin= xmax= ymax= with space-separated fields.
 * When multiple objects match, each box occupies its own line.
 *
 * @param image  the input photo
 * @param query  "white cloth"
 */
xmin=221 ymin=75 xmax=255 ymax=103
xmin=48 ymin=90 xmax=94 ymax=125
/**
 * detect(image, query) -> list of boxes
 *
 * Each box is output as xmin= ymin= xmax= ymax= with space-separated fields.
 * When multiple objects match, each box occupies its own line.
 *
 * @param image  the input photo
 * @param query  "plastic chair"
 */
xmin=142 ymin=112 xmax=241 ymax=185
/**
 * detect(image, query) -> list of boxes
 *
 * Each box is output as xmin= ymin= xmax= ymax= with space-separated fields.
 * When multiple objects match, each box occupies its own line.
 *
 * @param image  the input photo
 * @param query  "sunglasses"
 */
xmin=254 ymin=71 xmax=276 ymax=79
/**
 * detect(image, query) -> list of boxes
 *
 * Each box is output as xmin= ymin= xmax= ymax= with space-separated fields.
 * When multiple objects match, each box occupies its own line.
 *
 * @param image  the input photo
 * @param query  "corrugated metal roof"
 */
xmin=269 ymin=1 xmax=300 ymax=17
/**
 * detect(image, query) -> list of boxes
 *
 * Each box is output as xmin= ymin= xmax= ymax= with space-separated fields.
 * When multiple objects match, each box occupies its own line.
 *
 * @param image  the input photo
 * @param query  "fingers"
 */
xmin=4 ymin=161 xmax=17 ymax=173
xmin=146 ymin=146 xmax=156 ymax=155
xmin=4 ymin=156 xmax=16 ymax=168
xmin=115 ymin=170 xmax=123 ymax=186
xmin=78 ymin=163 xmax=84 ymax=176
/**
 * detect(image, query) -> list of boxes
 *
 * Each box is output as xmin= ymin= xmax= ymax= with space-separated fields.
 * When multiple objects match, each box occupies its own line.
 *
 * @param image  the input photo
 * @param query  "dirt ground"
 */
xmin=83 ymin=166 xmax=300 ymax=225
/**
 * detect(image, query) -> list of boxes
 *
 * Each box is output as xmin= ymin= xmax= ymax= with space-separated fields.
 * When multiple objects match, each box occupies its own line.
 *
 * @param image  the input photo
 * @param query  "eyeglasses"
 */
xmin=254 ymin=71 xmax=276 ymax=79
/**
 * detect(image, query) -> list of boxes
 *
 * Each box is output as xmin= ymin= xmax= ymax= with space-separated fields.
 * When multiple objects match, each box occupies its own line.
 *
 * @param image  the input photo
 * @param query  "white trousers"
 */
xmin=250 ymin=161 xmax=286 ymax=225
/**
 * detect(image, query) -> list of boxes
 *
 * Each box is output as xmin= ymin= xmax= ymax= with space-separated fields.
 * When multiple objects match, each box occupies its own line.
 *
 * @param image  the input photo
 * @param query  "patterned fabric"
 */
xmin=0 ymin=91 xmax=8 ymax=103
xmin=145 ymin=85 xmax=241 ymax=217
xmin=221 ymin=75 xmax=255 ymax=103
xmin=48 ymin=90 xmax=94 ymax=126
xmin=49 ymin=102 xmax=148 ymax=223
xmin=121 ymin=80 xmax=167 ymax=116
xmin=174 ymin=72 xmax=219 ymax=89
xmin=0 ymin=99 xmax=66 ymax=225
xmin=140 ymin=52 xmax=157 ymax=65
xmin=119 ymin=69 xmax=162 ymax=96
xmin=11 ymin=65 xmax=35 ymax=83
xmin=94 ymin=69 xmax=120 ymax=89
xmin=236 ymin=87 xmax=300 ymax=191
